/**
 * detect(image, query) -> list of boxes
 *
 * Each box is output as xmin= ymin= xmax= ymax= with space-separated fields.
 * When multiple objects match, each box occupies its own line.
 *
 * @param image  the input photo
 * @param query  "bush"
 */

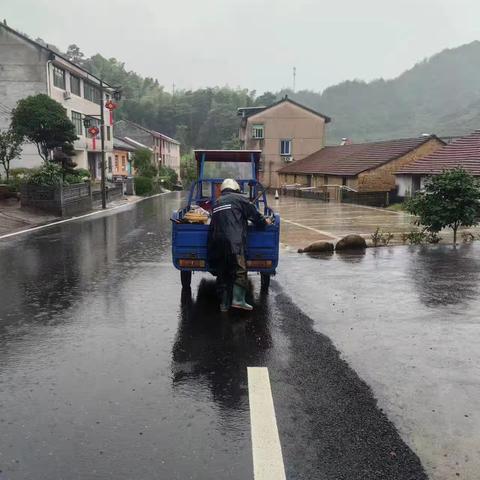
xmin=3 ymin=167 xmax=37 ymax=191
xmin=132 ymin=148 xmax=157 ymax=178
xmin=370 ymin=227 xmax=394 ymax=246
xmin=27 ymin=163 xmax=64 ymax=186
xmin=134 ymin=176 xmax=153 ymax=195
xmin=401 ymin=229 xmax=442 ymax=245
xmin=75 ymin=168 xmax=91 ymax=179
xmin=158 ymin=165 xmax=178 ymax=190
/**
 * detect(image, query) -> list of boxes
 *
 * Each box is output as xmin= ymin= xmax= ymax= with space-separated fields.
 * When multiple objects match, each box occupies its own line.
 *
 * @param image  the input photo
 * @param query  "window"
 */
xmin=106 ymin=126 xmax=111 ymax=141
xmin=252 ymin=124 xmax=264 ymax=139
xmin=71 ymin=111 xmax=83 ymax=136
xmin=85 ymin=117 xmax=100 ymax=138
xmin=280 ymin=139 xmax=292 ymax=156
xmin=342 ymin=177 xmax=347 ymax=186
xmin=84 ymin=82 xmax=101 ymax=103
xmin=53 ymin=65 xmax=66 ymax=89
xmin=122 ymin=156 xmax=126 ymax=171
xmin=70 ymin=75 xmax=81 ymax=96
xmin=108 ymin=156 xmax=112 ymax=173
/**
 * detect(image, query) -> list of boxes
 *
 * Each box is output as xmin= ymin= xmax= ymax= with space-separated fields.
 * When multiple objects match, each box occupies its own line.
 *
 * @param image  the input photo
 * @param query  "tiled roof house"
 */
xmin=278 ymin=135 xmax=445 ymax=194
xmin=395 ymin=130 xmax=480 ymax=196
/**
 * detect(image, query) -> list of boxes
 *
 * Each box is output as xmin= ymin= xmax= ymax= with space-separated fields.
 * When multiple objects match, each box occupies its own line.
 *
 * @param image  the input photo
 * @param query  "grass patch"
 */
xmin=386 ymin=202 xmax=405 ymax=212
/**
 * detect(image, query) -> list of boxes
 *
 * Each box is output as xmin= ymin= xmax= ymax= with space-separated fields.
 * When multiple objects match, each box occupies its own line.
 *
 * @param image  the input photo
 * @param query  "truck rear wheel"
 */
xmin=260 ymin=273 xmax=271 ymax=292
xmin=181 ymin=271 xmax=192 ymax=289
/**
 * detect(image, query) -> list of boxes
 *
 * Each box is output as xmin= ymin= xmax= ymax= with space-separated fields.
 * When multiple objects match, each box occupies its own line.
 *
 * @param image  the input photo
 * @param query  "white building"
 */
xmin=0 ymin=21 xmax=115 ymax=179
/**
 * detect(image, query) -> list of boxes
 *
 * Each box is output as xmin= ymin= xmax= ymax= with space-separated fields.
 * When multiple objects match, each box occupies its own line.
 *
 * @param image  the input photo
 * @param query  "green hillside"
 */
xmin=289 ymin=41 xmax=480 ymax=143
xmin=67 ymin=40 xmax=480 ymax=148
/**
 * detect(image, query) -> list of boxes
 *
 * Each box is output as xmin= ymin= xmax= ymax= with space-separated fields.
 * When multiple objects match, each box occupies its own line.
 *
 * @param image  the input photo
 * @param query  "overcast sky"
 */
xmin=3 ymin=0 xmax=480 ymax=94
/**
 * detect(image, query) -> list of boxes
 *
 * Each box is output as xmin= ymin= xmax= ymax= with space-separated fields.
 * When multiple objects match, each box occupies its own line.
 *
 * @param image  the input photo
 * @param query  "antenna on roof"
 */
xmin=293 ymin=66 xmax=296 ymax=93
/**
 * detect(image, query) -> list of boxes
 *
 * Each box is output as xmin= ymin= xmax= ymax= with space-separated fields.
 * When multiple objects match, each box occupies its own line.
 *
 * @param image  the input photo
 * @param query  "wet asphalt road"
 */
xmin=0 ymin=193 xmax=426 ymax=480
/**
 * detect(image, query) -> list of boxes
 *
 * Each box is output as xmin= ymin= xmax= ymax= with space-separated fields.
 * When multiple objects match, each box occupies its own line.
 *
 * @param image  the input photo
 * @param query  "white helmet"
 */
xmin=221 ymin=178 xmax=240 ymax=192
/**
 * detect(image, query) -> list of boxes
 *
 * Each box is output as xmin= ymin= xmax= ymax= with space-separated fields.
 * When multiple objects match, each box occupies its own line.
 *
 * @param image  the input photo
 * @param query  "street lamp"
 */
xmin=84 ymin=83 xmax=121 ymax=209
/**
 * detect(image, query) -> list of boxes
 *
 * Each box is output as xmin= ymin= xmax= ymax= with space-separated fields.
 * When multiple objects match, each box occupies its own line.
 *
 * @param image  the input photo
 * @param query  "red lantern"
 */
xmin=88 ymin=126 xmax=100 ymax=150
xmin=105 ymin=100 xmax=118 ymax=125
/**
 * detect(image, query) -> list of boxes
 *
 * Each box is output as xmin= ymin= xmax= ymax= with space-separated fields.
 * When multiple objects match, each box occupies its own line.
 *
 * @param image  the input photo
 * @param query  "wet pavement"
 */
xmin=270 ymin=195 xmax=414 ymax=248
xmin=280 ymin=245 xmax=480 ymax=480
xmin=270 ymin=195 xmax=480 ymax=249
xmin=0 ymin=192 xmax=476 ymax=479
xmin=0 ymin=199 xmax=57 ymax=236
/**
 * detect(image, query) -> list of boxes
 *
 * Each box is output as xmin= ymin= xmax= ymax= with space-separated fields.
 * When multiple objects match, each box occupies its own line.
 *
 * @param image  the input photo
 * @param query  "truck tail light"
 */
xmin=179 ymin=259 xmax=206 ymax=268
xmin=246 ymin=260 xmax=272 ymax=268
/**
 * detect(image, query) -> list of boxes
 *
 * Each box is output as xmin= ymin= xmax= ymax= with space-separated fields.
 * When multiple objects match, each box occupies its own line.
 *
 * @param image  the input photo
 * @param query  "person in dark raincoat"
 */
xmin=208 ymin=178 xmax=269 ymax=312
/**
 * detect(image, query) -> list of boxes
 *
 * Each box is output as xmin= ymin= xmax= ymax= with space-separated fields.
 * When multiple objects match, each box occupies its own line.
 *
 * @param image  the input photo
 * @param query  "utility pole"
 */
xmin=99 ymin=79 xmax=106 ymax=209
xmin=172 ymin=82 xmax=176 ymax=96
xmin=293 ymin=66 xmax=296 ymax=93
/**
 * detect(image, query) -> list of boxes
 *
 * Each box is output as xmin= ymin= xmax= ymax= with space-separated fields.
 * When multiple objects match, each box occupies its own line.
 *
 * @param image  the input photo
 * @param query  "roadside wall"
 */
xmin=20 ymin=182 xmax=93 ymax=216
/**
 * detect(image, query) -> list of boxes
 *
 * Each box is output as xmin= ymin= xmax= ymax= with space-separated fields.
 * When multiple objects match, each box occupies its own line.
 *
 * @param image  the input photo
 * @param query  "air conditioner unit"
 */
xmin=63 ymin=91 xmax=71 ymax=100
xmin=283 ymin=156 xmax=293 ymax=163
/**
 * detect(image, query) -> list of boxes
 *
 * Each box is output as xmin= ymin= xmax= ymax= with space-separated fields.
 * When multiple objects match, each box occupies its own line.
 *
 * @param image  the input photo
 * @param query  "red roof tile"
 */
xmin=396 ymin=130 xmax=480 ymax=176
xmin=279 ymin=136 xmax=440 ymax=176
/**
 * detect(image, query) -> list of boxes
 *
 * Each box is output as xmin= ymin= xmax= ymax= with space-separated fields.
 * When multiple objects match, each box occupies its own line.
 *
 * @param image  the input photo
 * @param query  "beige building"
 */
xmin=0 ymin=22 xmax=115 ymax=179
xmin=279 ymin=136 xmax=445 ymax=199
xmin=238 ymin=97 xmax=331 ymax=187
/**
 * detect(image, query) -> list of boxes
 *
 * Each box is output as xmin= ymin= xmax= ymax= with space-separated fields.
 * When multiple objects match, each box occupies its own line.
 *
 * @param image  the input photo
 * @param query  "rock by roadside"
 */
xmin=298 ymin=241 xmax=335 ymax=253
xmin=335 ymin=234 xmax=367 ymax=251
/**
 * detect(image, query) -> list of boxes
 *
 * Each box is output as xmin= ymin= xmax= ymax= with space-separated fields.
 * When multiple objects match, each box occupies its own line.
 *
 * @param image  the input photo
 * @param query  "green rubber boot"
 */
xmin=231 ymin=284 xmax=253 ymax=311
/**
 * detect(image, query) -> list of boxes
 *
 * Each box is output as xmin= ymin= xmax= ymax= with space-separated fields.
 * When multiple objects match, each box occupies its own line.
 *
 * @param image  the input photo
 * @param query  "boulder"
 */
xmin=335 ymin=234 xmax=367 ymax=251
xmin=298 ymin=241 xmax=334 ymax=253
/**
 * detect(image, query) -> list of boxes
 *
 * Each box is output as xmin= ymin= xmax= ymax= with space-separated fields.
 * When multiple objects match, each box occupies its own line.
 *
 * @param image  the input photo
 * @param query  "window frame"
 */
xmin=71 ymin=111 xmax=83 ymax=137
xmin=106 ymin=126 xmax=111 ymax=141
xmin=84 ymin=82 xmax=101 ymax=103
xmin=52 ymin=65 xmax=66 ymax=90
xmin=70 ymin=74 xmax=81 ymax=96
xmin=280 ymin=139 xmax=292 ymax=156
xmin=251 ymin=124 xmax=264 ymax=139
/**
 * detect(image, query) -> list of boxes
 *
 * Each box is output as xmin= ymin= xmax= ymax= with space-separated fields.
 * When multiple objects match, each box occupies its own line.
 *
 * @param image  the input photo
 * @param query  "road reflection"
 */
xmin=171 ymin=279 xmax=273 ymax=411
xmin=408 ymin=245 xmax=480 ymax=307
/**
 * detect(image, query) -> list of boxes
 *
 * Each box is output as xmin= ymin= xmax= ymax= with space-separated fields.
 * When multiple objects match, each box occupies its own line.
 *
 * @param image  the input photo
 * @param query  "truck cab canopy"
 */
xmin=194 ymin=150 xmax=262 ymax=163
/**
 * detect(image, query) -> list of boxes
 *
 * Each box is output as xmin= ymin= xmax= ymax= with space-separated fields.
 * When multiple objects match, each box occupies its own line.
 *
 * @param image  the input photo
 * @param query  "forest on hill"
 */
xmin=59 ymin=40 xmax=480 ymax=150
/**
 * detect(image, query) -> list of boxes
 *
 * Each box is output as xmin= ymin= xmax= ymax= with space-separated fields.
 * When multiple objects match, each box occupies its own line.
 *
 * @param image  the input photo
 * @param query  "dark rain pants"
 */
xmin=216 ymin=254 xmax=248 ymax=296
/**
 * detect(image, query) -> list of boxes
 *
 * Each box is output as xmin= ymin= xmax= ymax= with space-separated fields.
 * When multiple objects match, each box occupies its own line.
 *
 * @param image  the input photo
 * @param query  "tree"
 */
xmin=132 ymin=148 xmax=156 ymax=177
xmin=180 ymin=152 xmax=197 ymax=187
xmin=65 ymin=44 xmax=85 ymax=66
xmin=406 ymin=168 xmax=480 ymax=245
xmin=0 ymin=129 xmax=23 ymax=182
xmin=52 ymin=143 xmax=78 ymax=180
xmin=11 ymin=94 xmax=77 ymax=162
xmin=254 ymin=91 xmax=277 ymax=106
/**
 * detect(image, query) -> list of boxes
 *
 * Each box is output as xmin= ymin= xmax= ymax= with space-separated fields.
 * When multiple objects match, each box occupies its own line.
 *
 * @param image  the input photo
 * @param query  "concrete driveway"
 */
xmin=270 ymin=195 xmax=414 ymax=249
xmin=271 ymin=195 xmax=480 ymax=249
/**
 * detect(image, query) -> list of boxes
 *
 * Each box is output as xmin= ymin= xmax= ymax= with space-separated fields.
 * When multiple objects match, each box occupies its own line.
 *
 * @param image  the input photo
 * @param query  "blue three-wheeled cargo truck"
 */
xmin=171 ymin=150 xmax=280 ymax=292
